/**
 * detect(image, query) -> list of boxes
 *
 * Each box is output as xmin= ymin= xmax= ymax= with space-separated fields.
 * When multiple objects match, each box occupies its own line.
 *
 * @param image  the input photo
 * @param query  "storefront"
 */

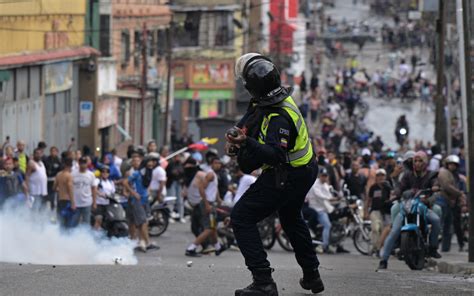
xmin=172 ymin=59 xmax=235 ymax=134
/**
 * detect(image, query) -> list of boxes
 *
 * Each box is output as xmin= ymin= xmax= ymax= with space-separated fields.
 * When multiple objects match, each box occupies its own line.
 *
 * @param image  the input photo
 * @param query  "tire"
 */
xmin=401 ymin=232 xmax=425 ymax=270
xmin=258 ymin=218 xmax=276 ymax=250
xmin=353 ymin=223 xmax=372 ymax=256
xmin=111 ymin=222 xmax=129 ymax=238
xmin=277 ymin=230 xmax=294 ymax=252
xmin=148 ymin=209 xmax=169 ymax=237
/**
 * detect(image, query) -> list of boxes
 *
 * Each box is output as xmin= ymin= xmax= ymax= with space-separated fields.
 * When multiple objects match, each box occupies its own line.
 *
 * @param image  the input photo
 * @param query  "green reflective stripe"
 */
xmin=288 ymin=140 xmax=310 ymax=162
xmin=275 ymin=100 xmax=303 ymax=132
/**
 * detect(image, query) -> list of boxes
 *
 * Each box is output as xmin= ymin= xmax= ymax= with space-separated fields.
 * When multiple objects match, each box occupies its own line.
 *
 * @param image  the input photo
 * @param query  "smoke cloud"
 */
xmin=0 ymin=202 xmax=137 ymax=265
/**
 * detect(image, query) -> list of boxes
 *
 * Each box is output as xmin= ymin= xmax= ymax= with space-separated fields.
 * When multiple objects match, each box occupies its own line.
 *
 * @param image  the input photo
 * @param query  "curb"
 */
xmin=429 ymin=259 xmax=474 ymax=275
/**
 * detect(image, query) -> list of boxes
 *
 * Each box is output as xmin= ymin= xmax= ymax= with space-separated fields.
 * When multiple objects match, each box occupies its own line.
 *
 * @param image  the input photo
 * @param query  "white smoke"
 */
xmin=0 ymin=201 xmax=138 ymax=265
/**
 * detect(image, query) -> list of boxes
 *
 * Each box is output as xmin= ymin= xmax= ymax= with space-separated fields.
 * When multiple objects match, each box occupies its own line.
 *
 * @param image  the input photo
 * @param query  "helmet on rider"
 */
xmin=445 ymin=155 xmax=460 ymax=165
xmin=235 ymin=53 xmax=287 ymax=106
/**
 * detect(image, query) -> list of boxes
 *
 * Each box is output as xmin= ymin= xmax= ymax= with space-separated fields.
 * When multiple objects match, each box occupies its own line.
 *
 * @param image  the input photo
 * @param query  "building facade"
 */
xmin=171 ymin=0 xmax=243 ymax=136
xmin=0 ymin=0 xmax=99 ymax=153
xmin=97 ymin=0 xmax=172 ymax=152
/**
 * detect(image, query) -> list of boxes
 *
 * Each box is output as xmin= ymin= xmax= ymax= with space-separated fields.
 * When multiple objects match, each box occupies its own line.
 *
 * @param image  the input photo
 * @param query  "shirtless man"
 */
xmin=53 ymin=157 xmax=75 ymax=228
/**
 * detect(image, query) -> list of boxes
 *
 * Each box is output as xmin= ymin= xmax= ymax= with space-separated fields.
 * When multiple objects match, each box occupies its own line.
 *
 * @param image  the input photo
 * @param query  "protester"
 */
xmin=185 ymin=156 xmax=225 ymax=257
xmin=123 ymin=154 xmax=158 ymax=252
xmin=93 ymin=166 xmax=116 ymax=230
xmin=0 ymin=157 xmax=28 ymax=208
xmin=54 ymin=158 xmax=75 ymax=228
xmin=71 ymin=156 xmax=97 ymax=227
xmin=27 ymin=148 xmax=48 ymax=210
xmin=44 ymin=146 xmax=62 ymax=211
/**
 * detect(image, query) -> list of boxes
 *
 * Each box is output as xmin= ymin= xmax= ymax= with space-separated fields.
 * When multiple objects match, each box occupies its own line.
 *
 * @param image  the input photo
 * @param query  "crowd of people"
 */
xmin=0 ymin=129 xmax=468 ymax=263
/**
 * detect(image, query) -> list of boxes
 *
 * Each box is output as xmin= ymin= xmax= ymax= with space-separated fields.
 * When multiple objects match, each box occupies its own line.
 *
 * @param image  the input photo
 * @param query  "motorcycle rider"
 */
xmin=378 ymin=151 xmax=441 ymax=269
xmin=394 ymin=115 xmax=409 ymax=147
xmin=437 ymin=155 xmax=468 ymax=252
xmin=307 ymin=168 xmax=336 ymax=254
xmin=226 ymin=53 xmax=324 ymax=295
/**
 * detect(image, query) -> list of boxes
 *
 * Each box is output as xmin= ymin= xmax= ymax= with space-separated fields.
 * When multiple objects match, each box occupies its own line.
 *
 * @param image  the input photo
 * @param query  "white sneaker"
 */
xmin=179 ymin=218 xmax=186 ymax=224
xmin=138 ymin=240 xmax=147 ymax=253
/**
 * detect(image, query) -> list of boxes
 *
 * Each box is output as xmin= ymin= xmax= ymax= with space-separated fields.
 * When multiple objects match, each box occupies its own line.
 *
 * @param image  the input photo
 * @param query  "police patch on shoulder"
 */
xmin=279 ymin=128 xmax=290 ymax=136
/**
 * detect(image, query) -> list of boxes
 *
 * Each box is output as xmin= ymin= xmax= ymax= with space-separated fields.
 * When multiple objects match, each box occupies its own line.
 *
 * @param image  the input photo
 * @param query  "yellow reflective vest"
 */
xmin=257 ymin=96 xmax=313 ymax=167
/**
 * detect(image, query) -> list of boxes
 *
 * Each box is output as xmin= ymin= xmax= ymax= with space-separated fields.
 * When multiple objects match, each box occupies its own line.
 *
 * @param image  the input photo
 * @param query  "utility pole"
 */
xmin=435 ymin=0 xmax=447 ymax=149
xmin=163 ymin=20 xmax=173 ymax=146
xmin=460 ymin=0 xmax=474 ymax=263
xmin=140 ymin=22 xmax=148 ymax=145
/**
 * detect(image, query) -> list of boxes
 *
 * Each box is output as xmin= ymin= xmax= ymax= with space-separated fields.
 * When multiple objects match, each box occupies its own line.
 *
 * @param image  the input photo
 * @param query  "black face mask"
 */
xmin=404 ymin=159 xmax=413 ymax=170
xmin=317 ymin=155 xmax=326 ymax=165
xmin=184 ymin=167 xmax=200 ymax=187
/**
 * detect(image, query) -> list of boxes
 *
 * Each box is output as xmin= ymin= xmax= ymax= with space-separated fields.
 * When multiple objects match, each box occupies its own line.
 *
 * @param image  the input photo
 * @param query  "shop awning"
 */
xmin=0 ymin=46 xmax=100 ymax=69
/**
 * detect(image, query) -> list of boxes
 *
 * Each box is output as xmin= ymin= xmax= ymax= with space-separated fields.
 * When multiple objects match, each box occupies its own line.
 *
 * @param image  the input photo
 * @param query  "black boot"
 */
xmin=429 ymin=247 xmax=442 ymax=259
xmin=300 ymin=268 xmax=324 ymax=294
xmin=235 ymin=268 xmax=278 ymax=296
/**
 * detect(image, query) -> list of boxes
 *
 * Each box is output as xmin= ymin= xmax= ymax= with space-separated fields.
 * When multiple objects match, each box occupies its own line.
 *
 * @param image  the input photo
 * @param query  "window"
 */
xmin=218 ymin=100 xmax=226 ymax=115
xmin=134 ymin=31 xmax=142 ymax=68
xmin=100 ymin=15 xmax=111 ymax=57
xmin=156 ymin=29 xmax=168 ymax=56
xmin=214 ymin=12 xmax=234 ymax=47
xmin=148 ymin=30 xmax=155 ymax=57
xmin=174 ymin=12 xmax=201 ymax=47
xmin=120 ymin=30 xmax=130 ymax=65
xmin=188 ymin=100 xmax=200 ymax=118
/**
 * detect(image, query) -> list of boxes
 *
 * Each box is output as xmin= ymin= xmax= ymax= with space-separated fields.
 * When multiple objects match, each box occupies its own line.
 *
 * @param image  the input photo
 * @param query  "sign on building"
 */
xmin=79 ymin=101 xmax=93 ymax=127
xmin=44 ymin=62 xmax=73 ymax=93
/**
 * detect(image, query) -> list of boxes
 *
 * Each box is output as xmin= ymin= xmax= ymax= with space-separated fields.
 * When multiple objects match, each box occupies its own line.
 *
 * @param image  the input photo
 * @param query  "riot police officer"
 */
xmin=226 ymin=53 xmax=324 ymax=296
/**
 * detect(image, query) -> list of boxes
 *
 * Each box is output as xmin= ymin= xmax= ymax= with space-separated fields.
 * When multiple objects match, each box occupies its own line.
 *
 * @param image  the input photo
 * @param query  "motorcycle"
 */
xmin=95 ymin=194 xmax=129 ymax=238
xmin=216 ymin=208 xmax=277 ymax=250
xmin=277 ymin=185 xmax=369 ymax=253
xmin=399 ymin=189 xmax=432 ymax=270
xmin=148 ymin=196 xmax=176 ymax=237
xmin=395 ymin=126 xmax=408 ymax=146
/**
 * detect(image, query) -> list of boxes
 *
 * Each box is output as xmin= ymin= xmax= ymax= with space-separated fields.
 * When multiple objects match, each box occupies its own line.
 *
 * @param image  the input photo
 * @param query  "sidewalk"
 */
xmin=429 ymin=250 xmax=474 ymax=275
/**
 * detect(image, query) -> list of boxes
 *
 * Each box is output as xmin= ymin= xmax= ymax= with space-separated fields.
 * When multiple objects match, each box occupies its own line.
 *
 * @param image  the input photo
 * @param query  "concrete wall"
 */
xmin=0 ymin=0 xmax=86 ymax=55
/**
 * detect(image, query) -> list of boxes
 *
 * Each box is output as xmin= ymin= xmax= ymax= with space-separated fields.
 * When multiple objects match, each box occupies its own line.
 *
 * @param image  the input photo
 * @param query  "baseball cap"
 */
xmin=361 ymin=148 xmax=371 ymax=156
xmin=79 ymin=156 xmax=88 ymax=164
xmin=376 ymin=169 xmax=387 ymax=176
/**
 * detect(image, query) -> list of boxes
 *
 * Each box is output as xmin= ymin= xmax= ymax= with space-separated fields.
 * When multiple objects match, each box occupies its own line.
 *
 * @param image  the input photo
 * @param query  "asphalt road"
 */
xmin=1 ymin=220 xmax=473 ymax=296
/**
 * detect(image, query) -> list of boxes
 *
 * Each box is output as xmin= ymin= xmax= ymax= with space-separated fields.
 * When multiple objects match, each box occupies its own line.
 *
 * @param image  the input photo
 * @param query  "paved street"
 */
xmin=323 ymin=0 xmax=435 ymax=150
xmin=1 ymin=221 xmax=473 ymax=296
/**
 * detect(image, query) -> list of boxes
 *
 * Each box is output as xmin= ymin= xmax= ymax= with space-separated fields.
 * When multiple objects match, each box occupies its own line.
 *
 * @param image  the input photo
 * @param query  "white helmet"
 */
xmin=445 ymin=155 xmax=460 ymax=165
xmin=234 ymin=53 xmax=262 ymax=79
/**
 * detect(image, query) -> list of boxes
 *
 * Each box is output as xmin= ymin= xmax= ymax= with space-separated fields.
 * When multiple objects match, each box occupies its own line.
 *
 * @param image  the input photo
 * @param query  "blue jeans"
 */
xmin=302 ymin=203 xmax=319 ymax=234
xmin=70 ymin=206 xmax=92 ymax=228
xmin=168 ymin=181 xmax=183 ymax=219
xmin=317 ymin=211 xmax=332 ymax=248
xmin=382 ymin=209 xmax=440 ymax=261
xmin=437 ymin=199 xmax=464 ymax=252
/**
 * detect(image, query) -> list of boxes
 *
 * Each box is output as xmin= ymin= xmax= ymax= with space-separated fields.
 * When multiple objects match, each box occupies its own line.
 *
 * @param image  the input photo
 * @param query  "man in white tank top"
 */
xmin=185 ymin=156 xmax=226 ymax=257
xmin=27 ymin=148 xmax=48 ymax=210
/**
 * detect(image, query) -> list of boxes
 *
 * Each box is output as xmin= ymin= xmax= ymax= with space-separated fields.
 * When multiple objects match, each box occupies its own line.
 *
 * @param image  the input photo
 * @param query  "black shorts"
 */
xmin=93 ymin=205 xmax=108 ymax=219
xmin=199 ymin=201 xmax=216 ymax=230
xmin=126 ymin=198 xmax=147 ymax=226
